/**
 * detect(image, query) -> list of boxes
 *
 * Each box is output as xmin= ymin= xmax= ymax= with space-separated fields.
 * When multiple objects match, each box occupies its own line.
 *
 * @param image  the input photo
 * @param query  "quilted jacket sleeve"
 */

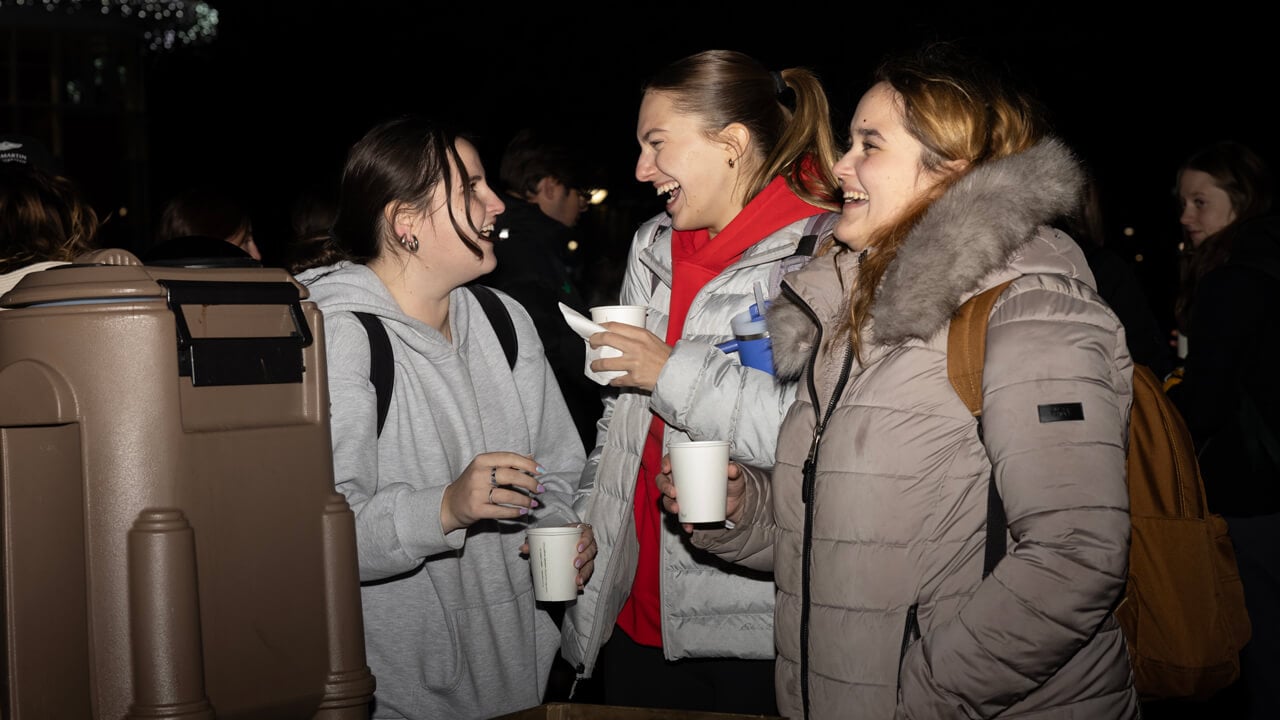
xmin=650 ymin=342 xmax=798 ymax=467
xmin=897 ymin=280 xmax=1134 ymax=718
xmin=689 ymin=463 xmax=778 ymax=571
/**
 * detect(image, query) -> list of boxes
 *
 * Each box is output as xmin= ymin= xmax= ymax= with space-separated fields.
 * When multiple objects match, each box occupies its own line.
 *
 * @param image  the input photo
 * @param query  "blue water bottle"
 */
xmin=715 ymin=302 xmax=773 ymax=374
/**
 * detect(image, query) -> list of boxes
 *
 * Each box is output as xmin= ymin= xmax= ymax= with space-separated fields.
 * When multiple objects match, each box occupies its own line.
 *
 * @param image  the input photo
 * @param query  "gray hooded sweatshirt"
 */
xmin=297 ymin=262 xmax=588 ymax=720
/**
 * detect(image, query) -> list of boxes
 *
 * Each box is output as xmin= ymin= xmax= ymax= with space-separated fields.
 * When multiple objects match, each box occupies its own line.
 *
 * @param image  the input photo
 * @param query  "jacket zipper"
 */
xmin=897 ymin=603 xmax=921 ymax=692
xmin=781 ymin=282 xmax=854 ymax=720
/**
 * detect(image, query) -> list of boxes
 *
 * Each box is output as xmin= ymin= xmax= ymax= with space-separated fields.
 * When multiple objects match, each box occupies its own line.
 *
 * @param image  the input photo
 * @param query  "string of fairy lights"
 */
xmin=0 ymin=0 xmax=218 ymax=51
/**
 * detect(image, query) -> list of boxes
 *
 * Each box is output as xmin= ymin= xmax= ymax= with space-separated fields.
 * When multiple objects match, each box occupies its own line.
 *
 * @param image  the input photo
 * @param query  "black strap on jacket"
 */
xmin=354 ymin=284 xmax=517 ymax=437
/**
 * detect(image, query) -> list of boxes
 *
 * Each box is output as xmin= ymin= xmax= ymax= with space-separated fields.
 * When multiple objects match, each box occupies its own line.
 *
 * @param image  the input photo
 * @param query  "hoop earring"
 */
xmin=399 ymin=232 xmax=420 ymax=253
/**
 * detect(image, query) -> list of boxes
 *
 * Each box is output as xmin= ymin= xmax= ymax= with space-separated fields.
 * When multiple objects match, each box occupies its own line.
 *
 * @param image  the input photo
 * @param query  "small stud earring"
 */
xmin=727 ymin=157 xmax=736 ymax=168
xmin=399 ymin=232 xmax=420 ymax=253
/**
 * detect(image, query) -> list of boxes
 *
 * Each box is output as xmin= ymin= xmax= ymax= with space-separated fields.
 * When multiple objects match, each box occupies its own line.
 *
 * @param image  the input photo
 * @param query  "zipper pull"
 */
xmin=568 ymin=663 xmax=586 ymax=700
xmin=801 ymin=427 xmax=823 ymax=504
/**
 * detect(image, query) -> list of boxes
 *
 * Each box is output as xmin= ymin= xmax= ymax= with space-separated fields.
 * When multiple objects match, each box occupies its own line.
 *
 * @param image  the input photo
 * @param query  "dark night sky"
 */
xmin=118 ymin=2 xmax=1280 ymax=324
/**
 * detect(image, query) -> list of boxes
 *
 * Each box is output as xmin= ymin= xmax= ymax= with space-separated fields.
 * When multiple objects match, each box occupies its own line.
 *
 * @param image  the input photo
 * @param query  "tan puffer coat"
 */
xmin=693 ymin=139 xmax=1140 ymax=719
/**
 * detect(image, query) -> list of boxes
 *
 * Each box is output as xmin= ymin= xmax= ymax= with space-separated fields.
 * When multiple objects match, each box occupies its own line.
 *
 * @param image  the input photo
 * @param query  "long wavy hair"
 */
xmin=845 ymin=43 xmax=1048 ymax=361
xmin=0 ymin=167 xmax=100 ymax=274
xmin=642 ymin=49 xmax=840 ymax=212
xmin=1173 ymin=140 xmax=1274 ymax=333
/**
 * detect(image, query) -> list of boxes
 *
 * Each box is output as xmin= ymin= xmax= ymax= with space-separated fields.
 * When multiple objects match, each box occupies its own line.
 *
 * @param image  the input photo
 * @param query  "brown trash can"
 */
xmin=0 ymin=252 xmax=375 ymax=719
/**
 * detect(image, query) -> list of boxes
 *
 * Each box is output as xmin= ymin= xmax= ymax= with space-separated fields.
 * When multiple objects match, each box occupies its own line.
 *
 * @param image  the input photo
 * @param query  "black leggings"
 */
xmin=598 ymin=624 xmax=778 ymax=715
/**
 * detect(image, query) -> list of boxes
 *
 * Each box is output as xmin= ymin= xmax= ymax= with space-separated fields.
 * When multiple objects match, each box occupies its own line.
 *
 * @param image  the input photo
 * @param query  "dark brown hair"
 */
xmin=156 ymin=185 xmax=251 ymax=245
xmin=324 ymin=115 xmax=485 ymax=267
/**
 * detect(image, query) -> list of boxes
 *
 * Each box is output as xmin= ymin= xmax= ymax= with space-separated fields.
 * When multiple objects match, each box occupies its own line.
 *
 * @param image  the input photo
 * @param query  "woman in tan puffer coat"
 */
xmin=657 ymin=44 xmax=1140 ymax=719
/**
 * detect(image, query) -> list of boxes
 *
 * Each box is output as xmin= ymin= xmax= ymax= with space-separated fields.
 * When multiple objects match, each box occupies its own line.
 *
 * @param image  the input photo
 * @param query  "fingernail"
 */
xmin=531 ymin=500 xmax=539 ymax=508
xmin=574 ymin=558 xmax=583 ymax=569
xmin=519 ymin=508 xmax=529 ymax=515
xmin=536 ymin=484 xmax=545 ymax=493
xmin=577 ymin=543 xmax=585 ymax=552
xmin=536 ymin=465 xmax=547 ymax=474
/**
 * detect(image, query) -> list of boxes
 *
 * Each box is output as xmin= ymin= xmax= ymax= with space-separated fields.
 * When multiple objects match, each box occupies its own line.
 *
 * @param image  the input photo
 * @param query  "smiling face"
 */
xmin=1177 ymin=168 xmax=1236 ymax=248
xmin=831 ymin=82 xmax=946 ymax=251
xmin=634 ymin=90 xmax=743 ymax=237
xmin=411 ymin=138 xmax=505 ymax=284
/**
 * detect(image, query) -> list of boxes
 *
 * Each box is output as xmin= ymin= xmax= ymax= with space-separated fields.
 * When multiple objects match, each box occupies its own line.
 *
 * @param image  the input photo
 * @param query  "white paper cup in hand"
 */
xmin=667 ymin=440 xmax=730 ymax=523
xmin=527 ymin=526 xmax=584 ymax=602
xmin=590 ymin=304 xmax=647 ymax=327
xmin=588 ymin=305 xmax=647 ymax=382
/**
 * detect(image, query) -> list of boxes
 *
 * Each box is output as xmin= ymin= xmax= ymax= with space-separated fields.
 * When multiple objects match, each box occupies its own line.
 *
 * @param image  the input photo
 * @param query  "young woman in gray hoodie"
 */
xmin=295 ymin=115 xmax=596 ymax=720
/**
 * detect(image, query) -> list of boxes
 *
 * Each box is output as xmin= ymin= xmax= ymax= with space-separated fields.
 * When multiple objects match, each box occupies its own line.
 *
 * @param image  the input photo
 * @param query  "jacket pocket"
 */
xmin=896 ymin=603 xmax=921 ymax=692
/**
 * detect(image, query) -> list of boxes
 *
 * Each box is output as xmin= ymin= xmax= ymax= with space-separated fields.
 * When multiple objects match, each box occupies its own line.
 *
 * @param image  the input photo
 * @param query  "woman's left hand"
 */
xmin=589 ymin=322 xmax=672 ymax=391
xmin=520 ymin=523 xmax=598 ymax=590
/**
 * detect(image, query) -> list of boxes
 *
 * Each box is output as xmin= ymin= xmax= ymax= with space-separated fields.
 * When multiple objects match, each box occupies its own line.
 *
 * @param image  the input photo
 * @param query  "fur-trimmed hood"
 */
xmin=770 ymin=138 xmax=1087 ymax=379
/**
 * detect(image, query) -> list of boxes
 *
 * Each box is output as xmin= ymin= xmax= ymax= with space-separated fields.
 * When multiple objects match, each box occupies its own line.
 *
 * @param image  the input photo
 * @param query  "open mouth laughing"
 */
xmin=656 ymin=180 xmax=680 ymax=206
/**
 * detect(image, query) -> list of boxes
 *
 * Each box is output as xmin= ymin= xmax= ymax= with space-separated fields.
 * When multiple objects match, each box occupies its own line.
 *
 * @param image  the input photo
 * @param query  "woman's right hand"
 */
xmin=656 ymin=454 xmax=747 ymax=533
xmin=440 ymin=452 xmax=545 ymax=534
xmin=589 ymin=323 xmax=672 ymax=391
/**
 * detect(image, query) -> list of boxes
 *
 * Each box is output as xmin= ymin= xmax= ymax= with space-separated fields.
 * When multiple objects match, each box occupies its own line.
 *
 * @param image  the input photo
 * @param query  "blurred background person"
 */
xmin=1170 ymin=140 xmax=1273 ymax=366
xmin=1 ymin=143 xmax=101 ymax=300
xmin=560 ymin=49 xmax=840 ymax=715
xmin=1166 ymin=139 xmax=1278 ymax=720
xmin=485 ymin=127 xmax=600 ymax=452
xmin=284 ymin=183 xmax=343 ymax=275
xmin=144 ymin=183 xmax=260 ymax=264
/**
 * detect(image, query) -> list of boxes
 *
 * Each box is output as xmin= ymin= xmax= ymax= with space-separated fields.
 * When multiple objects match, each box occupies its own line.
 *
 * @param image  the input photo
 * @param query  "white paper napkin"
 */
xmin=559 ymin=302 xmax=624 ymax=385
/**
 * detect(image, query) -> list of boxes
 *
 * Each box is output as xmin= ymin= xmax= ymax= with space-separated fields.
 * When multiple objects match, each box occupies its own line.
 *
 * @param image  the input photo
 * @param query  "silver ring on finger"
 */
xmin=488 ymin=486 xmax=496 ymax=504
xmin=490 ymin=466 xmax=499 ymax=487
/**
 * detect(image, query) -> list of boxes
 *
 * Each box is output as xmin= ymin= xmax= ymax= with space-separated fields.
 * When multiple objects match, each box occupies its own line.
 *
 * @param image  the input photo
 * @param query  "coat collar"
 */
xmin=772 ymin=138 xmax=1085 ymax=378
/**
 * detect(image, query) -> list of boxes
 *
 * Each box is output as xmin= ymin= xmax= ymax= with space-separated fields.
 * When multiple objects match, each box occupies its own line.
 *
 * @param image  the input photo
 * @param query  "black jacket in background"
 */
xmin=1079 ymin=241 xmax=1174 ymax=380
xmin=1168 ymin=215 xmax=1280 ymax=516
xmin=485 ymin=196 xmax=600 ymax=452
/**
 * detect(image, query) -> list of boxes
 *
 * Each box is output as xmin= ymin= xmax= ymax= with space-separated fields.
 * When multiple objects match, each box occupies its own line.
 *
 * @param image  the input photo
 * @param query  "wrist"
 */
xmin=439 ymin=486 xmax=460 ymax=534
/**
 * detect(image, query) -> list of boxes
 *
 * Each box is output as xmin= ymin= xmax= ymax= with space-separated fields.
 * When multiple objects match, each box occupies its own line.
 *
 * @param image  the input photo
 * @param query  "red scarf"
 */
xmin=617 ymin=174 xmax=822 ymax=647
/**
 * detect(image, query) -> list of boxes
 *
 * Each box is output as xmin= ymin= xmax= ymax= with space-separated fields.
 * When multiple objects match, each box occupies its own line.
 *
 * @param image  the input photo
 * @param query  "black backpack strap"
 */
xmin=769 ymin=212 xmax=841 ymax=301
xmin=354 ymin=311 xmax=393 ymax=437
xmin=467 ymin=283 xmax=518 ymax=370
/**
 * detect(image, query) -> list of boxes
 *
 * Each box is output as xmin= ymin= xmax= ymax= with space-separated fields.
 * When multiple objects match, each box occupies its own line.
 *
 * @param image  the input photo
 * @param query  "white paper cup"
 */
xmin=527 ymin=526 xmax=583 ymax=602
xmin=590 ymin=304 xmax=647 ymax=327
xmin=667 ymin=440 xmax=730 ymax=523
xmin=588 ymin=305 xmax=647 ymax=382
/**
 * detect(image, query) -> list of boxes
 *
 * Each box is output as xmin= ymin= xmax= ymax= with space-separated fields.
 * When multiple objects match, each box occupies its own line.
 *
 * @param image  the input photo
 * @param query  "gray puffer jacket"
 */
xmin=694 ymin=140 xmax=1140 ymax=719
xmin=560 ymin=209 xmax=837 ymax=679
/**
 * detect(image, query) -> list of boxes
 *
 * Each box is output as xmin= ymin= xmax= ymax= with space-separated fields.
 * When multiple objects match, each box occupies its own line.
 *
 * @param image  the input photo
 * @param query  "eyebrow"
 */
xmin=854 ymin=127 xmax=885 ymax=142
xmin=641 ymin=128 xmax=664 ymax=142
